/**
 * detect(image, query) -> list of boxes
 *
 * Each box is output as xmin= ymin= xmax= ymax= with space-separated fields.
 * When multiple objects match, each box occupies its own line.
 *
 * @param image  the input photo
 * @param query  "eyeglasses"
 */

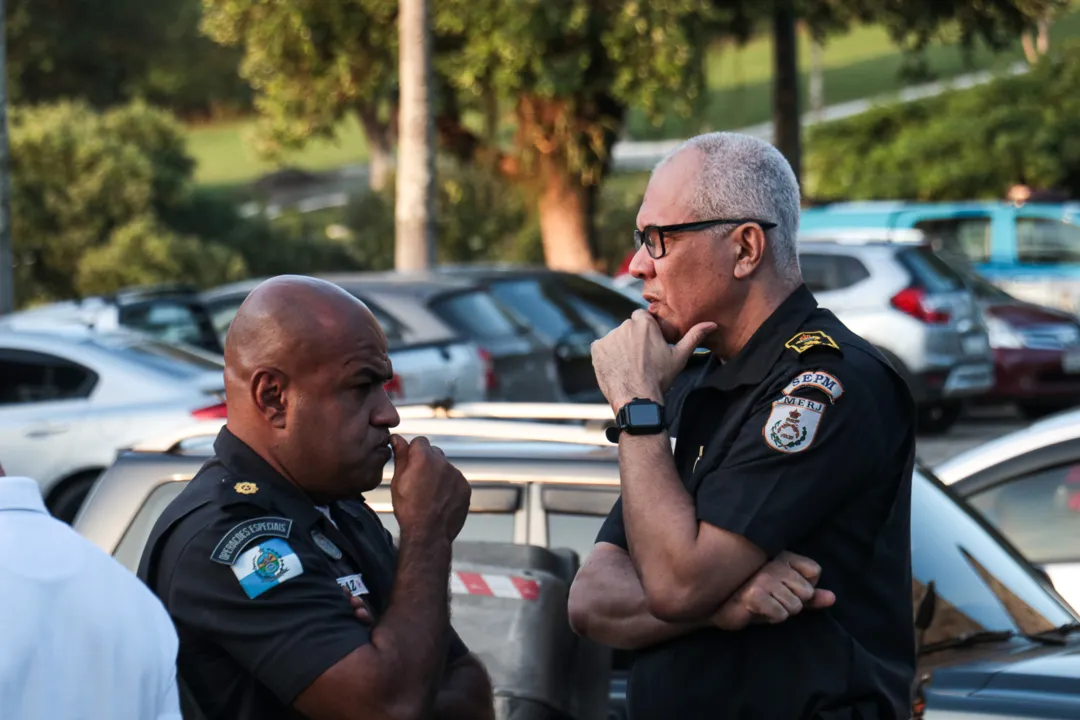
xmin=634 ymin=218 xmax=778 ymax=259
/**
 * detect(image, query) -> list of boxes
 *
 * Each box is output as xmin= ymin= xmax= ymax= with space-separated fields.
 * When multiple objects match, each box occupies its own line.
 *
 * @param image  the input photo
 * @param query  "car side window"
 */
xmin=0 ymin=350 xmax=98 ymax=405
xmin=429 ymin=290 xmax=524 ymax=341
xmin=363 ymin=303 xmax=407 ymax=348
xmin=555 ymin=275 xmax=641 ymax=337
xmin=967 ymin=464 xmax=1080 ymax=565
xmin=542 ymin=485 xmax=620 ymax=561
xmin=366 ymin=484 xmax=521 ymax=543
xmin=914 ymin=217 xmax=993 ymax=265
xmin=1015 ymin=218 xmax=1080 ymax=265
xmin=799 ymin=254 xmax=870 ymax=293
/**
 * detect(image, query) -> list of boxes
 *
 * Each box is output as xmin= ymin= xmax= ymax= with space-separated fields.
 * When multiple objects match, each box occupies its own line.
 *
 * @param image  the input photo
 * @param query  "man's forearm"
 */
xmin=368 ymin=530 xmax=453 ymax=718
xmin=433 ymin=654 xmax=495 ymax=720
xmin=618 ymin=434 xmax=764 ymax=621
xmin=568 ymin=544 xmax=705 ymax=651
xmin=618 ymin=434 xmax=707 ymax=590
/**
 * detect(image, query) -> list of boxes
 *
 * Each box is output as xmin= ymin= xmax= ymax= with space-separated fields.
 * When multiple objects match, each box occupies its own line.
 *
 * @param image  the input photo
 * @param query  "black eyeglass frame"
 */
xmin=634 ymin=218 xmax=778 ymax=259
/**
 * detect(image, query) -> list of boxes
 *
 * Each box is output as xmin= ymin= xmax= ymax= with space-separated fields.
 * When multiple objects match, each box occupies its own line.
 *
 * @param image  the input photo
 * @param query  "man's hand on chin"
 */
xmin=591 ymin=309 xmax=716 ymax=413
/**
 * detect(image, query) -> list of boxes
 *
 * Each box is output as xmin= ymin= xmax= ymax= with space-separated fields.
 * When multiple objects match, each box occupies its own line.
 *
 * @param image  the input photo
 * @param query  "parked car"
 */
xmin=938 ymin=258 xmax=1080 ymax=419
xmin=800 ymin=200 xmax=1080 ymax=318
xmin=435 ymin=266 xmax=646 ymax=402
xmin=796 ymin=230 xmax=995 ymax=433
xmin=933 ymin=405 xmax=1080 ymax=612
xmin=0 ymin=327 xmax=228 ymax=521
xmin=75 ymin=413 xmax=1080 ymax=720
xmin=201 ymin=275 xmax=493 ymax=405
xmin=0 ymin=284 xmax=224 ymax=354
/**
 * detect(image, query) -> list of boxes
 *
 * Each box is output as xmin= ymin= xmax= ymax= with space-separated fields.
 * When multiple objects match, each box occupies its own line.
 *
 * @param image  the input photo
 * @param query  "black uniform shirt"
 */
xmin=598 ymin=284 xmax=917 ymax=719
xmin=137 ymin=428 xmax=469 ymax=720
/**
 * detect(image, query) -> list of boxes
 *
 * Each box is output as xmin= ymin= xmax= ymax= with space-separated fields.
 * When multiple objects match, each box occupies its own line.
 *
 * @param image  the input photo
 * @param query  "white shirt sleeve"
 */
xmin=156 ymin=601 xmax=183 ymax=720
xmin=158 ymin=672 xmax=183 ymax=720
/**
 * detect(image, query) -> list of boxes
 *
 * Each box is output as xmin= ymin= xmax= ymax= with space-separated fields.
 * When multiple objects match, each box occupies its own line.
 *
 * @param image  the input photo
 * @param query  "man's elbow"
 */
xmin=567 ymin=576 xmax=594 ymax=637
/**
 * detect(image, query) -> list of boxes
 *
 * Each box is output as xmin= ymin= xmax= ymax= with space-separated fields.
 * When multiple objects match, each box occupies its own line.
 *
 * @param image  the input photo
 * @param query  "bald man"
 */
xmin=137 ymin=276 xmax=493 ymax=720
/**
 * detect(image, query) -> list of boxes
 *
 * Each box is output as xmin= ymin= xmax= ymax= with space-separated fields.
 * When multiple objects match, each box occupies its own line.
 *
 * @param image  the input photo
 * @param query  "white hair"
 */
xmin=653 ymin=132 xmax=802 ymax=283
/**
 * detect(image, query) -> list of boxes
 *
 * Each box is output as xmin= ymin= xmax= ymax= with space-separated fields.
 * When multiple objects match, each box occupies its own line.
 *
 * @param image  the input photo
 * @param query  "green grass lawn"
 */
xmin=187 ymin=4 xmax=1080 ymax=187
xmin=627 ymin=6 xmax=1080 ymax=139
xmin=186 ymin=114 xmax=370 ymax=186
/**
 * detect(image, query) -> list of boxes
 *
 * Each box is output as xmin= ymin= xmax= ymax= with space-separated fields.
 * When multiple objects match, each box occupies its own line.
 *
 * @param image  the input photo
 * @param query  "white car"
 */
xmin=0 ymin=327 xmax=228 ymax=522
xmin=933 ymin=407 xmax=1080 ymax=611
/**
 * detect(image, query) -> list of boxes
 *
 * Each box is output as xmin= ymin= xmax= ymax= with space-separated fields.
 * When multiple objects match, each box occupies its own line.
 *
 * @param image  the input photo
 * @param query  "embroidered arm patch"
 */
xmin=782 ymin=370 xmax=844 ymax=403
xmin=230 ymin=537 xmax=305 ymax=599
xmin=763 ymin=396 xmax=825 ymax=453
xmin=210 ymin=516 xmax=293 ymax=565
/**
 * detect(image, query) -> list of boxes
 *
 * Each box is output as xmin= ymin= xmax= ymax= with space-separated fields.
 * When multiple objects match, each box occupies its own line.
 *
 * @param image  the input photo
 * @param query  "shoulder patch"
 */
xmin=785 ymin=331 xmax=840 ymax=355
xmin=782 ymin=370 xmax=844 ymax=403
xmin=211 ymin=517 xmax=294 ymax=565
xmin=763 ymin=397 xmax=824 ymax=454
xmin=230 ymin=537 xmax=304 ymax=599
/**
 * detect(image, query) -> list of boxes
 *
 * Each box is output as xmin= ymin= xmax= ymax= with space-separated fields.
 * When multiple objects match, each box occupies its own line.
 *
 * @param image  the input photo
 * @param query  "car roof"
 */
xmin=0 ymin=325 xmax=157 ymax=348
xmin=933 ymin=406 xmax=1080 ymax=485
xmin=200 ymin=273 xmax=481 ymax=303
xmin=799 ymin=227 xmax=927 ymax=246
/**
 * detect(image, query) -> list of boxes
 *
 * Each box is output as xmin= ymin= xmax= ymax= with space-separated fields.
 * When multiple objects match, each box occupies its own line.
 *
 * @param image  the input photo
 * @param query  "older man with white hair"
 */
xmin=568 ymin=132 xmax=917 ymax=719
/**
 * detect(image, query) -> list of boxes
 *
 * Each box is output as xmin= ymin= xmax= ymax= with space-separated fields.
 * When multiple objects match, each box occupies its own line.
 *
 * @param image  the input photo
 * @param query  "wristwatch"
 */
xmin=605 ymin=398 xmax=666 ymax=443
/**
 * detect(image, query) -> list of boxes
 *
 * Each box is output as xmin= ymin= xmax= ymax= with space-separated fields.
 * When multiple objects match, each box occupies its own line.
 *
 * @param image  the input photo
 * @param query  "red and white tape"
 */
xmin=451 ymin=571 xmax=541 ymax=601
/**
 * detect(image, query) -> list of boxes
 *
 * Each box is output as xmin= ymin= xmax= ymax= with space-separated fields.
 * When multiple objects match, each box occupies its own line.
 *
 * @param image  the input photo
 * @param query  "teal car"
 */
xmin=800 ymin=202 xmax=1080 ymax=317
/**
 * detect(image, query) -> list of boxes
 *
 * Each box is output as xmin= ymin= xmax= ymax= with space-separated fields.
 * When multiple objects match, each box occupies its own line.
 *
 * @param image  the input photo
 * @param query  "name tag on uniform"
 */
xmin=337 ymin=573 xmax=369 ymax=597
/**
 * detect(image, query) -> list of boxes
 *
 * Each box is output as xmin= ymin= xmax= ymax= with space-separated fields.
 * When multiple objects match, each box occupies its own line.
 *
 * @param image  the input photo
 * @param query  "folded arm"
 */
xmin=568 ymin=540 xmax=835 ymax=650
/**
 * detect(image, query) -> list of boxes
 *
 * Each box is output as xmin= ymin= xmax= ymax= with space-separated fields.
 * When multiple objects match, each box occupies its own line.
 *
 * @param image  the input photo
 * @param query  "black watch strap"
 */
xmin=606 ymin=398 xmax=666 ymax=442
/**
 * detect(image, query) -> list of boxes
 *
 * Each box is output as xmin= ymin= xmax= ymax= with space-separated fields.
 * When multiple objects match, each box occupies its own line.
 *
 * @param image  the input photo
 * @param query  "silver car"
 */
xmin=0 ymin=327 xmax=227 ymax=521
xmin=75 ymin=412 xmax=1080 ymax=720
xmin=798 ymin=229 xmax=994 ymax=434
xmin=933 ymin=405 xmax=1080 ymax=613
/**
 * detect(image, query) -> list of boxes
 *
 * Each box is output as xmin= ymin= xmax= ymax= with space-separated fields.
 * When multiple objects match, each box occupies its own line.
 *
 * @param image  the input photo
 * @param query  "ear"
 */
xmin=731 ymin=223 xmax=768 ymax=280
xmin=251 ymin=368 xmax=289 ymax=429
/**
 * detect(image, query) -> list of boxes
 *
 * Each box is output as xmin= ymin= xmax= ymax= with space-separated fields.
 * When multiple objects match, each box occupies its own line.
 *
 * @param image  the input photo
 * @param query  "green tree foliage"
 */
xmin=9 ymin=101 xmax=250 ymax=306
xmin=199 ymin=0 xmax=399 ymax=184
xmin=805 ymin=42 xmax=1080 ymax=202
xmin=5 ymin=0 xmax=249 ymax=118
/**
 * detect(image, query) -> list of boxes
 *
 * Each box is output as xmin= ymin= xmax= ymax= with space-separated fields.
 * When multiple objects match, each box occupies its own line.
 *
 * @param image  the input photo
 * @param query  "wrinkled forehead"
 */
xmin=638 ymin=149 xmax=703 ymax=227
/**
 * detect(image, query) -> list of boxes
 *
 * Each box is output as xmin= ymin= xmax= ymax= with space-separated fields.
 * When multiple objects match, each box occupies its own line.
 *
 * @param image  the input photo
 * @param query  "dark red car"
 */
xmin=958 ymin=266 xmax=1080 ymax=418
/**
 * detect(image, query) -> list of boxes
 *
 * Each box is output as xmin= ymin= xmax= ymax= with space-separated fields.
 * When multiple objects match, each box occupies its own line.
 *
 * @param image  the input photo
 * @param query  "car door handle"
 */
xmin=24 ymin=424 xmax=70 ymax=438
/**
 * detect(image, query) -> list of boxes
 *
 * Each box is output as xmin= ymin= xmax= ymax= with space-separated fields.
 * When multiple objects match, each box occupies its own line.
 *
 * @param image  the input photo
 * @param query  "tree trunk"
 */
xmin=395 ymin=0 xmax=435 ymax=271
xmin=772 ymin=0 xmax=801 ymax=184
xmin=809 ymin=37 xmax=824 ymax=124
xmin=538 ymin=164 xmax=596 ymax=272
xmin=359 ymin=106 xmax=394 ymax=193
xmin=0 ymin=0 xmax=12 ymax=314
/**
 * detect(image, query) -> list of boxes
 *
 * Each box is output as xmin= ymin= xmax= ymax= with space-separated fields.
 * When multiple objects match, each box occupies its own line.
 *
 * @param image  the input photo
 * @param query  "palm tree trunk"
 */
xmin=395 ymin=0 xmax=435 ymax=270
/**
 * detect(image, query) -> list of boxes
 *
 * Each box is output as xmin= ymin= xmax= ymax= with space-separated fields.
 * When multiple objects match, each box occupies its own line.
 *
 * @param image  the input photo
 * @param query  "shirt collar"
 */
xmin=0 ymin=477 xmax=48 ymax=513
xmin=701 ymin=283 xmax=819 ymax=391
xmin=213 ymin=426 xmax=360 ymax=528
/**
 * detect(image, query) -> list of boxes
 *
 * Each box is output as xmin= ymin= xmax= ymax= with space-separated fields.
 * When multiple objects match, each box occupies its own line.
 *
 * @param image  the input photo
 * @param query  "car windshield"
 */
xmin=913 ymin=469 xmax=1076 ymax=645
xmin=938 ymin=255 xmax=1016 ymax=302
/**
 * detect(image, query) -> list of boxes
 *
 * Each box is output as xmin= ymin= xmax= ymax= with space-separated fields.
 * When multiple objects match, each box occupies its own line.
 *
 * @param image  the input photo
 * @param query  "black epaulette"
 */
xmin=783 ymin=330 xmax=844 ymax=360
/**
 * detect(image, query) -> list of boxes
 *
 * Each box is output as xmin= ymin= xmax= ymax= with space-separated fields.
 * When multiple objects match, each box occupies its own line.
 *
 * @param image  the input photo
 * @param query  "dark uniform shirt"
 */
xmin=598 ymin=284 xmax=917 ymax=720
xmin=137 ymin=428 xmax=469 ymax=720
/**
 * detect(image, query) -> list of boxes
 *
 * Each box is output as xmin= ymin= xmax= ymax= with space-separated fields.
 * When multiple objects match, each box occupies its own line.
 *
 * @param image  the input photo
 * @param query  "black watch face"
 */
xmin=627 ymin=403 xmax=662 ymax=427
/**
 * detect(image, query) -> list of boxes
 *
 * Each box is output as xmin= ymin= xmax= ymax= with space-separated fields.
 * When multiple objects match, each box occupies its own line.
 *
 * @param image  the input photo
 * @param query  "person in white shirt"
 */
xmin=0 ymin=462 xmax=182 ymax=720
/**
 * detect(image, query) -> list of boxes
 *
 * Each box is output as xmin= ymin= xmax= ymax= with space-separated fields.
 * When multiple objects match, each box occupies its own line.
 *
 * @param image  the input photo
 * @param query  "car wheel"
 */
xmin=917 ymin=402 xmax=961 ymax=435
xmin=46 ymin=470 xmax=101 ymax=524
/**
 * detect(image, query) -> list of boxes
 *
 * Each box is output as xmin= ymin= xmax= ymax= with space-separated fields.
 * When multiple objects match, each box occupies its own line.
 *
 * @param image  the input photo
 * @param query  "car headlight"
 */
xmin=985 ymin=316 xmax=1025 ymax=349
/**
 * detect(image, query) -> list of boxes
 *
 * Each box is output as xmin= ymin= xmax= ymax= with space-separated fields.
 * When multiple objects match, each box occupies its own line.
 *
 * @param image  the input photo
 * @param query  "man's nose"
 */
xmin=374 ymin=392 xmax=401 ymax=428
xmin=628 ymin=244 xmax=654 ymax=280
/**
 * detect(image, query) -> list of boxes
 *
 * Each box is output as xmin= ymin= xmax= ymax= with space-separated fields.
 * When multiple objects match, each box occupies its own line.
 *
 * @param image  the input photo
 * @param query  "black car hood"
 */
xmin=921 ymin=638 xmax=1080 ymax=717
